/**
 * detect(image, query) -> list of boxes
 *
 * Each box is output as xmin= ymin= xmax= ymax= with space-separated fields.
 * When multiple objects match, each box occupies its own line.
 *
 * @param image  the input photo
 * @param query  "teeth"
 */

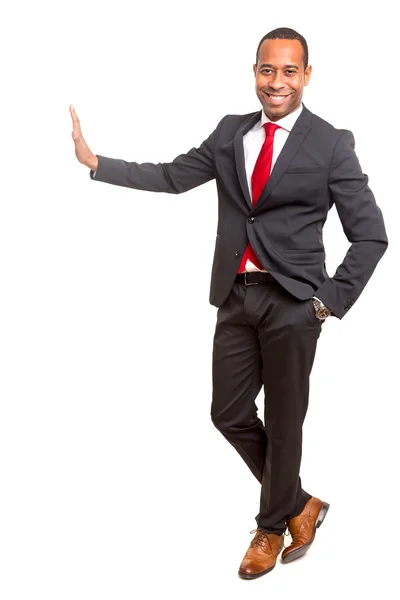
xmin=269 ymin=95 xmax=286 ymax=99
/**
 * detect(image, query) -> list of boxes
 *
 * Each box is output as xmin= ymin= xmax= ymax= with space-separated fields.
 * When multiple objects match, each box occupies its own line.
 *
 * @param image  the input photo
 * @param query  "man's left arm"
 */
xmin=314 ymin=129 xmax=388 ymax=320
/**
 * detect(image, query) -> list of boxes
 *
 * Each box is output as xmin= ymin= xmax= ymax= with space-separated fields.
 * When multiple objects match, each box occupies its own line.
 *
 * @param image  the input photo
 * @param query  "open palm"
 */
xmin=70 ymin=104 xmax=98 ymax=171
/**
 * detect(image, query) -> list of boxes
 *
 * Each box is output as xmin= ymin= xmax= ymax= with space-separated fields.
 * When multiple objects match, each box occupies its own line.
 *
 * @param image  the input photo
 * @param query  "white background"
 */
xmin=1 ymin=0 xmax=398 ymax=598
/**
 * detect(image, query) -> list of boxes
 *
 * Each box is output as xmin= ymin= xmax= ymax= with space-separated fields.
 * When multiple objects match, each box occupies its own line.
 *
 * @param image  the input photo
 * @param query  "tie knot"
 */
xmin=264 ymin=122 xmax=281 ymax=137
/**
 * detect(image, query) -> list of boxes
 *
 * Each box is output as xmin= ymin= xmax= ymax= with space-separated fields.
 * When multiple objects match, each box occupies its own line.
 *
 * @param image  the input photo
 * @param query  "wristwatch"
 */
xmin=312 ymin=297 xmax=332 ymax=320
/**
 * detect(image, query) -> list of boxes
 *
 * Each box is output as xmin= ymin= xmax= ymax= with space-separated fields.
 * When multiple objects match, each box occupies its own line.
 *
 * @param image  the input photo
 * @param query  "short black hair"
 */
xmin=255 ymin=27 xmax=309 ymax=69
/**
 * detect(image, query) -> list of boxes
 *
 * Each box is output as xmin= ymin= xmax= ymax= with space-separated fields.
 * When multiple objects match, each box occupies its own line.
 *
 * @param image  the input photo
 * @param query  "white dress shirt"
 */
xmin=242 ymin=103 xmax=303 ymax=272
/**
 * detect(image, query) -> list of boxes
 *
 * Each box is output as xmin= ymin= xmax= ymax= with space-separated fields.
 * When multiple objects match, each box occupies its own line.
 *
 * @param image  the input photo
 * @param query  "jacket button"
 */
xmin=248 ymin=217 xmax=255 ymax=224
xmin=235 ymin=251 xmax=241 ymax=257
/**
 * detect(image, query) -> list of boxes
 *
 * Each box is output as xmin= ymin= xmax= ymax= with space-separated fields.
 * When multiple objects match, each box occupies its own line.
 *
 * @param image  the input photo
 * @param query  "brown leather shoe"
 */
xmin=238 ymin=529 xmax=284 ymax=579
xmin=281 ymin=496 xmax=330 ymax=564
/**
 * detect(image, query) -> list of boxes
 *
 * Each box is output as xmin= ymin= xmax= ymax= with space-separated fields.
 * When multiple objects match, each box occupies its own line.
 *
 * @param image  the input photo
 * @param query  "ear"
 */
xmin=304 ymin=64 xmax=312 ymax=86
xmin=253 ymin=63 xmax=257 ymax=76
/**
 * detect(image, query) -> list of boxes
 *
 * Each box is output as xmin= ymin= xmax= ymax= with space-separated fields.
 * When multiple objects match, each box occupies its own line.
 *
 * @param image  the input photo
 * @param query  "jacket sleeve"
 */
xmin=314 ymin=129 xmax=388 ymax=319
xmin=89 ymin=116 xmax=227 ymax=194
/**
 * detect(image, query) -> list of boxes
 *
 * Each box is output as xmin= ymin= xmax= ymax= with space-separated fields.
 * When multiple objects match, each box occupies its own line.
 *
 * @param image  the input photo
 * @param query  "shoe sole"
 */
xmin=281 ymin=501 xmax=330 ymax=564
xmin=238 ymin=563 xmax=276 ymax=580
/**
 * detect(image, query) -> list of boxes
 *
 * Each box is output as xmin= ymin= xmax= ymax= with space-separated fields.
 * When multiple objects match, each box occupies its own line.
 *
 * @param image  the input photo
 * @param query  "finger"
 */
xmin=69 ymin=104 xmax=80 ymax=121
xmin=70 ymin=104 xmax=82 ymax=135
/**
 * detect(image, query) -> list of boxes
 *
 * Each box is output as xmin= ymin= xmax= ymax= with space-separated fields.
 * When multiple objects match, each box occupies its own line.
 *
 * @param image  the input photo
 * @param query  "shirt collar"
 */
xmin=260 ymin=102 xmax=303 ymax=132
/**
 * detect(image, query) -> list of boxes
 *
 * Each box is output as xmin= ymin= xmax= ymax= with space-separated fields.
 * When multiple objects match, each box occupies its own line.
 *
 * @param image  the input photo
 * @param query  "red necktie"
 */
xmin=238 ymin=121 xmax=281 ymax=273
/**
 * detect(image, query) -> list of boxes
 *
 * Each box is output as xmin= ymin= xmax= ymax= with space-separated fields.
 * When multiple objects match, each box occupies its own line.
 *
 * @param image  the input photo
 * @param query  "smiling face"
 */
xmin=253 ymin=38 xmax=312 ymax=121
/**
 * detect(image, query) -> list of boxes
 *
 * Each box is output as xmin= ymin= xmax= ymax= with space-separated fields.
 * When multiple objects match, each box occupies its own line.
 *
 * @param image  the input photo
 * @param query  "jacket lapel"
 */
xmin=233 ymin=110 xmax=262 ymax=210
xmin=233 ymin=105 xmax=313 ymax=213
xmin=252 ymin=105 xmax=313 ymax=214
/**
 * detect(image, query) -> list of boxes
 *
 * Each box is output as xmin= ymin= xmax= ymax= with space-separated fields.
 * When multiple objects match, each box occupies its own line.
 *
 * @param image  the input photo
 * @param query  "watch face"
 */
xmin=312 ymin=299 xmax=331 ymax=319
xmin=317 ymin=306 xmax=331 ymax=319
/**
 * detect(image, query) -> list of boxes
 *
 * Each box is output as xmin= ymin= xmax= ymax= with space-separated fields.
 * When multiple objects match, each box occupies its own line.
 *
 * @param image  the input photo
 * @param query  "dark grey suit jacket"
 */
xmin=90 ymin=104 xmax=388 ymax=319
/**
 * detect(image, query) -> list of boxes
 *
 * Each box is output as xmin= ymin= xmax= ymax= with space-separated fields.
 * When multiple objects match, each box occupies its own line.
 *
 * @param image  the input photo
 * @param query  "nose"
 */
xmin=269 ymin=71 xmax=285 ymax=91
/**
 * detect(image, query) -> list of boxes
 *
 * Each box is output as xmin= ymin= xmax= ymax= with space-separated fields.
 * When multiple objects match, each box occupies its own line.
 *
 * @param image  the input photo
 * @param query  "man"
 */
xmin=70 ymin=27 xmax=388 ymax=579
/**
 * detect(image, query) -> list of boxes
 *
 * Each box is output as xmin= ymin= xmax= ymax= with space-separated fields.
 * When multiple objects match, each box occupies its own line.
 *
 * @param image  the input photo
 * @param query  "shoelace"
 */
xmin=249 ymin=529 xmax=274 ymax=554
xmin=249 ymin=527 xmax=292 ymax=551
xmin=283 ymin=527 xmax=290 ymax=549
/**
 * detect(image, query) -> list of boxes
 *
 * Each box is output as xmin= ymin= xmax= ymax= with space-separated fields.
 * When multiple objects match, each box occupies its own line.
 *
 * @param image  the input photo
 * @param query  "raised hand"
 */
xmin=70 ymin=104 xmax=98 ymax=171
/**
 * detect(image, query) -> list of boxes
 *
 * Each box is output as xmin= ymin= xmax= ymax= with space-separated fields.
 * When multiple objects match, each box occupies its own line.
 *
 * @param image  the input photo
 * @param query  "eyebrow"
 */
xmin=259 ymin=63 xmax=299 ymax=70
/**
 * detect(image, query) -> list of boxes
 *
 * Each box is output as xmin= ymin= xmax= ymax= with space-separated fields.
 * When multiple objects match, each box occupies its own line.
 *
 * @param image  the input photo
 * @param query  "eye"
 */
xmin=286 ymin=70 xmax=296 ymax=75
xmin=261 ymin=69 xmax=272 ymax=74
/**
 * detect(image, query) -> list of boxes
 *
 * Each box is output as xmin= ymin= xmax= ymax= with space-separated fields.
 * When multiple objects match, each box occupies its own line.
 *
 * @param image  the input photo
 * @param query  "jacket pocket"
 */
xmin=285 ymin=247 xmax=324 ymax=253
xmin=283 ymin=249 xmax=325 ymax=264
xmin=285 ymin=166 xmax=322 ymax=173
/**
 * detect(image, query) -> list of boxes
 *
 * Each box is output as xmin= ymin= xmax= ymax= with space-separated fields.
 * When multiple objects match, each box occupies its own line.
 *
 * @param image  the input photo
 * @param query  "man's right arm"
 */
xmin=88 ymin=116 xmax=227 ymax=194
xmin=70 ymin=104 xmax=226 ymax=195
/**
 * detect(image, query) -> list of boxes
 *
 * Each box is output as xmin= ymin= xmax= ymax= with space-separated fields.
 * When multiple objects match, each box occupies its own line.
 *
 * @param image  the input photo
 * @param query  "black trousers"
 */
xmin=211 ymin=278 xmax=322 ymax=535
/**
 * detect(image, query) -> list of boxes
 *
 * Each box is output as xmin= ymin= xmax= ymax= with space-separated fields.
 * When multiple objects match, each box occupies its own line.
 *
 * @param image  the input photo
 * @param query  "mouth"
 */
xmin=262 ymin=91 xmax=292 ymax=106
